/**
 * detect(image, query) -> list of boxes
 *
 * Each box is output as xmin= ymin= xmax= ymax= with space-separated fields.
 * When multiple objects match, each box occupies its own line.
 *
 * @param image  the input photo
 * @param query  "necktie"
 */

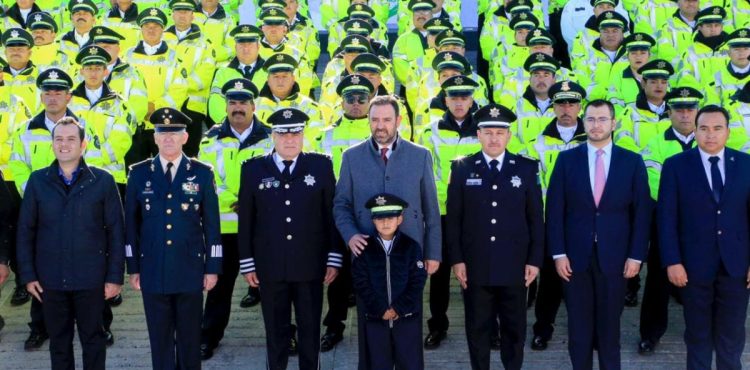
xmin=282 ymin=160 xmax=293 ymax=178
xmin=489 ymin=159 xmax=500 ymax=176
xmin=165 ymin=162 xmax=174 ymax=185
xmin=380 ymin=148 xmax=389 ymax=165
xmin=242 ymin=65 xmax=252 ymax=77
xmin=593 ymin=149 xmax=606 ymax=207
xmin=709 ymin=156 xmax=723 ymax=202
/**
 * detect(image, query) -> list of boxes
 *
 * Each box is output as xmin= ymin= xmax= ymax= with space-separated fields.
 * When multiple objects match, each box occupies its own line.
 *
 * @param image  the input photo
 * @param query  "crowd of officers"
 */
xmin=0 ymin=0 xmax=748 ymax=369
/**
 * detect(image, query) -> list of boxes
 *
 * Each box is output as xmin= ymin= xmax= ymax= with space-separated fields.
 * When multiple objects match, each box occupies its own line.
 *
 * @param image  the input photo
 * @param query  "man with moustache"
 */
xmin=547 ymin=99 xmax=651 ymax=370
xmin=198 ymin=79 xmax=273 ymax=360
xmin=28 ymin=12 xmax=70 ymax=73
xmin=334 ymin=95 xmax=441 ymax=369
xmin=16 ymin=117 xmax=124 ymax=370
xmin=59 ymin=0 xmax=99 ymax=59
xmin=658 ymin=105 xmax=750 ymax=370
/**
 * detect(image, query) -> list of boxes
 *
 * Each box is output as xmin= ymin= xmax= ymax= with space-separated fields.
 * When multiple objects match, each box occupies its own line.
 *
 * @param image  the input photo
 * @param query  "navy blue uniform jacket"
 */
xmin=125 ymin=155 xmax=222 ymax=294
xmin=237 ymin=152 xmax=342 ymax=282
xmin=446 ymin=151 xmax=545 ymax=286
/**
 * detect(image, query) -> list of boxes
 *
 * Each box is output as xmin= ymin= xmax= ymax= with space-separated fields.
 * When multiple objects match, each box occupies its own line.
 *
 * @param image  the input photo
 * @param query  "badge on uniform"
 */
xmin=466 ymin=178 xmax=482 ymax=186
xmin=145 ymin=204 xmax=151 ymax=211
xmin=304 ymin=174 xmax=316 ymax=186
xmin=511 ymin=176 xmax=522 ymax=188
xmin=182 ymin=182 xmax=200 ymax=194
xmin=181 ymin=203 xmax=189 ymax=211
xmin=142 ymin=181 xmax=154 ymax=194
xmin=416 ymin=261 xmax=424 ymax=269
xmin=261 ymin=177 xmax=275 ymax=189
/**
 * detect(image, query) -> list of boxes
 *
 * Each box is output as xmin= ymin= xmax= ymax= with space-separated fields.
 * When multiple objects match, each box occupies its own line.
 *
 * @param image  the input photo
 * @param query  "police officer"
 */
xmin=2 ymin=28 xmax=41 ymax=113
xmin=198 ymin=79 xmax=273 ymax=360
xmin=100 ymin=0 xmax=142 ymax=53
xmin=318 ymin=74 xmax=374 ymax=352
xmin=208 ymin=25 xmax=269 ymax=126
xmin=238 ymin=108 xmax=342 ymax=370
xmin=28 ymin=12 xmax=71 ymax=73
xmin=193 ymin=0 xmax=235 ymax=64
xmin=393 ymin=0 xmax=436 ymax=86
xmin=16 ymin=116 xmax=125 ymax=370
xmin=526 ymin=80 xmax=588 ymax=351
xmin=125 ymin=107 xmax=222 ymax=370
xmin=420 ymin=73 xmax=482 ymax=350
xmin=605 ymin=33 xmax=657 ymax=107
xmin=59 ymin=0 xmax=99 ymax=59
xmin=447 ymin=103 xmax=544 ymax=370
xmin=636 ymin=86 xmax=702 ymax=355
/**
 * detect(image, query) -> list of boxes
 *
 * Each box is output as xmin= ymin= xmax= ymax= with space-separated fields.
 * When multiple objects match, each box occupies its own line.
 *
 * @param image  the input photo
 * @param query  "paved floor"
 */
xmin=0 ymin=267 xmax=748 ymax=369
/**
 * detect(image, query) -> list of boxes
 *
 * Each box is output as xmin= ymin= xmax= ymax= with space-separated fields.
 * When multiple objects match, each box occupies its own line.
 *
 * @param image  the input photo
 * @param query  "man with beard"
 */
xmin=334 ymin=95 xmax=441 ymax=369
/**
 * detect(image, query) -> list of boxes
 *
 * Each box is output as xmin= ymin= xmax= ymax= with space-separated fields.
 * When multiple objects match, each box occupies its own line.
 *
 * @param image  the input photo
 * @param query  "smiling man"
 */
xmin=16 ymin=116 xmax=124 ymax=370
xmin=59 ymin=0 xmax=99 ymax=59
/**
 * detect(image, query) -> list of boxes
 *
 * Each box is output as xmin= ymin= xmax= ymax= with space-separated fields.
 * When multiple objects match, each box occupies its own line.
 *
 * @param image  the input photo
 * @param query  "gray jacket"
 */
xmin=334 ymin=136 xmax=442 ymax=261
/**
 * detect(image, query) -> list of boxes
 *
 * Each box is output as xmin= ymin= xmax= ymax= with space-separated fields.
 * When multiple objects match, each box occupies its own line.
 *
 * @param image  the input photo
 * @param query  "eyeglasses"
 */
xmin=344 ymin=94 xmax=369 ymax=105
xmin=584 ymin=117 xmax=614 ymax=125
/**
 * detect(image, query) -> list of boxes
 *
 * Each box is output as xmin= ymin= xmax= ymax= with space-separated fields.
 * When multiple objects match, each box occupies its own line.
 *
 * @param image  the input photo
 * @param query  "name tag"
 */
xmin=466 ymin=179 xmax=482 ymax=186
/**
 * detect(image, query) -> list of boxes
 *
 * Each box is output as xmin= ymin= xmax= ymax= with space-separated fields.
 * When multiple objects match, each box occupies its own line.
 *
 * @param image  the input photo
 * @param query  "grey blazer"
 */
xmin=334 ymin=136 xmax=442 ymax=261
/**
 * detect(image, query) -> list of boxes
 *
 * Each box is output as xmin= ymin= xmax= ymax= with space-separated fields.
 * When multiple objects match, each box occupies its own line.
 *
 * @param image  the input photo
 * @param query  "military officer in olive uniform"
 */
xmin=125 ymin=108 xmax=222 ymax=370
xmin=238 ymin=108 xmax=343 ymax=370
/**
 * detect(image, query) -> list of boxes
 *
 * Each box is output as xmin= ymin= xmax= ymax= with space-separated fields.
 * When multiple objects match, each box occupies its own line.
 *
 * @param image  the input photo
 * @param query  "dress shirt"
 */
xmin=699 ymin=147 xmax=725 ymax=189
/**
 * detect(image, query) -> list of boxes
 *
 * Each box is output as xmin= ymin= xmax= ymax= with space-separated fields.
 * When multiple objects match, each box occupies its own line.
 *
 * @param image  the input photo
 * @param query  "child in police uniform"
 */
xmin=352 ymin=193 xmax=428 ymax=370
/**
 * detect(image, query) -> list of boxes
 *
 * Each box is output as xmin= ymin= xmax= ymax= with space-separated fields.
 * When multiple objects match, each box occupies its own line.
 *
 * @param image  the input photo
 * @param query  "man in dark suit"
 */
xmin=658 ymin=105 xmax=750 ymax=370
xmin=16 ymin=117 xmax=124 ymax=370
xmin=547 ymin=99 xmax=651 ymax=370
xmin=446 ymin=103 xmax=545 ymax=370
xmin=238 ymin=108 xmax=342 ymax=370
xmin=0 ymin=174 xmax=13 ymax=334
xmin=125 ymin=108 xmax=223 ymax=370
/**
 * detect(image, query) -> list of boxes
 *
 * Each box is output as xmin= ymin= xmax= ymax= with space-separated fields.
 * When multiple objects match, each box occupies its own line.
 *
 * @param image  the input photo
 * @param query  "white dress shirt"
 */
xmin=85 ymin=86 xmax=103 ymax=104
xmin=482 ymin=151 xmax=506 ymax=172
xmin=143 ymin=41 xmax=163 ymax=56
xmin=231 ymin=122 xmax=253 ymax=143
xmin=273 ymin=152 xmax=298 ymax=173
xmin=176 ymin=28 xmax=190 ymax=41
xmin=557 ymin=124 xmax=577 ymax=143
xmin=647 ymin=101 xmax=666 ymax=116
xmin=536 ymin=98 xmax=551 ymax=112
xmin=731 ymin=63 xmax=750 ymax=75
xmin=74 ymin=31 xmax=90 ymax=47
xmin=45 ymin=115 xmax=59 ymax=132
xmin=159 ymin=155 xmax=182 ymax=179
xmin=698 ymin=147 xmax=725 ymax=189
xmin=672 ymin=129 xmax=695 ymax=145
xmin=377 ymin=141 xmax=396 ymax=159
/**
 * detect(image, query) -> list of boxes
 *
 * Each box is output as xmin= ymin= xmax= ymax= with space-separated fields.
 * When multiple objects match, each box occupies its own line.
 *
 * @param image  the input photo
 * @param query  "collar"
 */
xmin=159 ymin=155 xmax=183 ymax=171
xmin=273 ymin=152 xmax=298 ymax=166
xmin=6 ymin=3 xmax=41 ymax=27
xmin=165 ymin=24 xmax=202 ymax=42
xmin=699 ymin=147 xmax=725 ymax=163
xmin=672 ymin=128 xmax=695 ymax=143
xmin=29 ymin=109 xmax=79 ymax=132
xmin=694 ymin=31 xmax=728 ymax=51
xmin=231 ymin=122 xmax=254 ymax=142
xmin=134 ymin=40 xmax=168 ymax=55
xmin=636 ymin=93 xmax=669 ymax=119
xmin=647 ymin=100 xmax=667 ymax=115
xmin=730 ymin=63 xmax=750 ymax=75
xmin=72 ymin=82 xmax=114 ymax=104
xmin=211 ymin=117 xmax=272 ymax=149
xmin=57 ymin=162 xmax=83 ymax=186
xmin=587 ymin=141 xmax=613 ymax=156
xmin=258 ymin=82 xmax=301 ymax=101
xmin=74 ymin=30 xmax=91 ymax=46
xmin=197 ymin=3 xmax=227 ymax=19
xmin=438 ymin=110 xmax=478 ymax=136
xmin=482 ymin=151 xmax=505 ymax=168
xmin=370 ymin=136 xmax=398 ymax=153
xmin=541 ymin=117 xmax=587 ymax=141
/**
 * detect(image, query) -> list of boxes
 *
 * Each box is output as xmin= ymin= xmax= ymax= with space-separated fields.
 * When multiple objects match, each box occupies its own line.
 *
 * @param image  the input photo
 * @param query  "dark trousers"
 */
xmin=680 ymin=269 xmax=749 ymax=370
xmin=181 ymin=103 xmax=205 ymax=158
xmin=639 ymin=222 xmax=670 ymax=342
xmin=532 ymin=256 xmax=563 ymax=340
xmin=464 ymin=284 xmax=527 ymax=370
xmin=142 ymin=290 xmax=203 ymax=370
xmin=260 ymin=280 xmax=323 ymax=370
xmin=427 ymin=216 xmax=451 ymax=333
xmin=322 ymin=247 xmax=352 ymax=335
xmin=563 ymin=248 xmax=626 ymax=370
xmin=365 ymin=316 xmax=423 ymax=370
xmin=201 ymin=233 xmax=240 ymax=348
xmin=42 ymin=288 xmax=106 ymax=370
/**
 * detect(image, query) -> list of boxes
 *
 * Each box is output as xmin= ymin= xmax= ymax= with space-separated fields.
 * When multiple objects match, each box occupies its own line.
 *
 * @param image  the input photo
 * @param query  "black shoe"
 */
xmin=107 ymin=294 xmax=123 ymax=307
xmin=288 ymin=325 xmax=298 ymax=356
xmin=200 ymin=343 xmax=215 ymax=360
xmin=0 ymin=315 xmax=5 ymax=333
xmin=104 ymin=330 xmax=114 ymax=346
xmin=11 ymin=287 xmax=31 ymax=306
xmin=320 ymin=332 xmax=343 ymax=352
xmin=624 ymin=291 xmax=639 ymax=307
xmin=638 ymin=339 xmax=656 ymax=355
xmin=347 ymin=293 xmax=356 ymax=307
xmin=24 ymin=331 xmax=48 ymax=351
xmin=423 ymin=331 xmax=446 ymax=350
xmin=530 ymin=335 xmax=548 ymax=351
xmin=490 ymin=335 xmax=501 ymax=350
xmin=239 ymin=292 xmax=261 ymax=308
